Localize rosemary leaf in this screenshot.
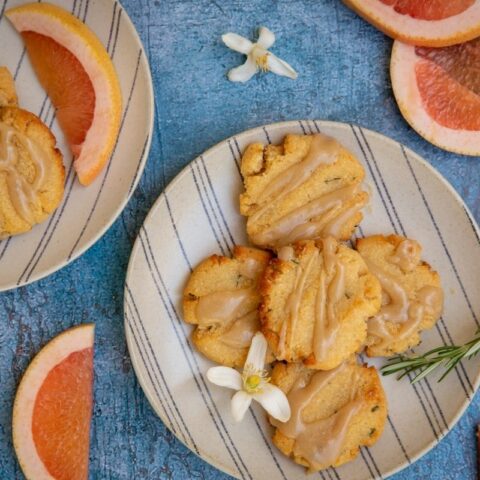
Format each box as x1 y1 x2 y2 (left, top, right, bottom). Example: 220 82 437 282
380 330 480 384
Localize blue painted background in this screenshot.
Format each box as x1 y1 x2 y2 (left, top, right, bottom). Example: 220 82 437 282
0 0 479 478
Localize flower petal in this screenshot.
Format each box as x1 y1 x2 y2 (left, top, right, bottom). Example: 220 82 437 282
231 390 252 422
245 332 267 370
222 33 253 54
227 56 258 83
257 26 275 49
253 384 291 422
207 366 242 390
267 53 298 79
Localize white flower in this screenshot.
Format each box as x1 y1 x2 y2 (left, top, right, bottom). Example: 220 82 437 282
207 332 291 423
221 26 298 83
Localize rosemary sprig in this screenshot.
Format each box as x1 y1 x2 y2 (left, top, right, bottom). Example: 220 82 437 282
380 331 480 384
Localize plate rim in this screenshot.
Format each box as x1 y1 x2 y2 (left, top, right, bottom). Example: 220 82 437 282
124 119 480 480
0 0 154 292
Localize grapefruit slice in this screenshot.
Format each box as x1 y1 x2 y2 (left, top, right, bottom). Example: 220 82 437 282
13 324 95 480
343 0 480 47
6 3 122 186
391 39 480 155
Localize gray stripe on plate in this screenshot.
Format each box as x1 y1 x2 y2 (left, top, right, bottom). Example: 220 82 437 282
163 192 193 272
128 134 150 194
190 162 228 257
125 293 199 453
359 448 379 480
0 0 9 23
463 206 480 247
110 7 123 60
199 155 237 248
81 0 90 21
387 415 410 463
106 1 118 52
363 445 383 479
193 158 234 253
262 126 271 143
227 139 242 178
125 303 181 438
138 227 253 480
248 410 290 480
298 120 308 135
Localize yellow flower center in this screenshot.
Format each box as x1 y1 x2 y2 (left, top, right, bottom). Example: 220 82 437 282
245 374 262 392
256 53 269 72
242 364 270 394
252 46 270 72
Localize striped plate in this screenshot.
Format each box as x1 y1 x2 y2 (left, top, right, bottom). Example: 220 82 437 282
0 0 153 291
125 121 480 480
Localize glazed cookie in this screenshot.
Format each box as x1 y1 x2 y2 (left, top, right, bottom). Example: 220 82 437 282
356 235 444 357
260 238 381 370
183 246 271 368
0 67 18 107
239 133 368 248
270 358 387 473
0 105 65 239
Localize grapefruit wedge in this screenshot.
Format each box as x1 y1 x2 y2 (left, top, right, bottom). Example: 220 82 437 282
13 324 94 480
6 3 122 186
391 38 480 155
343 0 480 47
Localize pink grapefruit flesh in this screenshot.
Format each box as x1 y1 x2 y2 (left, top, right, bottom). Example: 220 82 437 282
13 324 94 480
21 31 96 152
379 0 474 21
391 38 480 155
343 0 480 47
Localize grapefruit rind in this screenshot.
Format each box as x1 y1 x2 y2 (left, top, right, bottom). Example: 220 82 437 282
12 324 95 480
6 3 122 186
343 0 480 47
390 40 480 156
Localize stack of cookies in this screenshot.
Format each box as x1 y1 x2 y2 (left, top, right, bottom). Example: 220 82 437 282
183 133 444 473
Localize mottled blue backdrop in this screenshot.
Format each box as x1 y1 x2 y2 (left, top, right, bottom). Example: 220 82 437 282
1 0 479 479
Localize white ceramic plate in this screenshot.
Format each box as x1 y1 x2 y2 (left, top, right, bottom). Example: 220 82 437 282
0 0 153 291
124 120 480 480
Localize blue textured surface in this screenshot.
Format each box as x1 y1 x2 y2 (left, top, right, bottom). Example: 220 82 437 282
1 0 479 479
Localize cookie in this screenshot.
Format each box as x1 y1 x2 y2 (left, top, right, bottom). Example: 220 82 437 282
0 105 65 239
356 234 444 357
270 358 387 473
260 238 381 370
183 246 272 367
239 133 368 248
0 67 18 107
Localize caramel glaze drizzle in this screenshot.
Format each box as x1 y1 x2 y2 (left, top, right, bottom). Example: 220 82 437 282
219 311 258 349
249 133 367 246
313 237 346 362
277 237 346 363
0 122 49 224
277 248 319 359
367 240 444 348
271 363 363 471
194 257 264 348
